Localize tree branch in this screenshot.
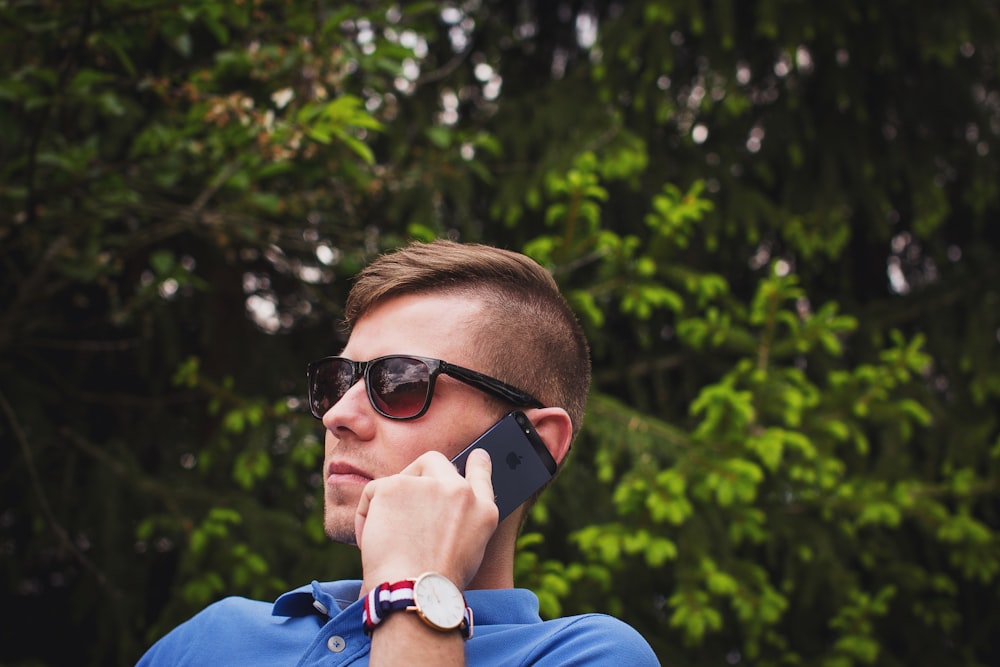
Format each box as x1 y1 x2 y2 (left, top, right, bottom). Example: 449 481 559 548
0 389 123 600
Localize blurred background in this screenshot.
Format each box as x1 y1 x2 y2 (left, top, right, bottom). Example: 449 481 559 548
2 1 999 664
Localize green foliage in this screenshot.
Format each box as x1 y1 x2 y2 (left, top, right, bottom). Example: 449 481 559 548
297 95 384 164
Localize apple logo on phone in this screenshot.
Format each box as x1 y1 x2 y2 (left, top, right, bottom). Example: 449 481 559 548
505 451 523 470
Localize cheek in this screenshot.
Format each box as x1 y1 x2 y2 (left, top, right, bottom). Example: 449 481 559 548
429 416 498 461
376 426 434 471
377 410 502 471
384 425 466 472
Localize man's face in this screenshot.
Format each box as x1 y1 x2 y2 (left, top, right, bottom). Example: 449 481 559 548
319 292 504 544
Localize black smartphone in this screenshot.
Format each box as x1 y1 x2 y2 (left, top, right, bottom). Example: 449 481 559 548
451 410 557 521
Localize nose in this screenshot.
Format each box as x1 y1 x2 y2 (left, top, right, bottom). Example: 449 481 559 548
321 377 376 439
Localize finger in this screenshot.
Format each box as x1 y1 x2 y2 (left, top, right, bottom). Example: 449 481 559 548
354 479 377 548
463 448 495 500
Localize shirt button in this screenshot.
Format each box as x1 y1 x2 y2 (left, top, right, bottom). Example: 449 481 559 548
327 635 347 653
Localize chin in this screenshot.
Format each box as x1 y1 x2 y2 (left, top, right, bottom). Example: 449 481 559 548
324 524 358 546
323 513 359 546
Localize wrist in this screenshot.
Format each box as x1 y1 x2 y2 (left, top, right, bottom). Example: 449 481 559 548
363 572 474 640
363 563 464 593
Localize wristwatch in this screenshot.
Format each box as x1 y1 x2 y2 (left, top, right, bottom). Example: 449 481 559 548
363 572 474 639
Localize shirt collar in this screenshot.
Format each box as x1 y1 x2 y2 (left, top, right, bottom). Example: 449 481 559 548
272 580 362 618
271 579 543 626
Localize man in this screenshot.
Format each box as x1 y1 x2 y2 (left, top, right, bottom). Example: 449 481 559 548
138 240 658 665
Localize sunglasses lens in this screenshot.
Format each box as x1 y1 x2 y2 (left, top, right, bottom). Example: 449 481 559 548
310 359 355 417
369 356 432 418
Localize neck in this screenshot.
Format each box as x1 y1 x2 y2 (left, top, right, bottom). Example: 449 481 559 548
466 516 520 590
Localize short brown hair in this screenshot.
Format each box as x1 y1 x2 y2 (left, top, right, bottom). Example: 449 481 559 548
345 240 591 439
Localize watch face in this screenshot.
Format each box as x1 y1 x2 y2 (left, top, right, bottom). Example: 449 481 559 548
413 573 466 630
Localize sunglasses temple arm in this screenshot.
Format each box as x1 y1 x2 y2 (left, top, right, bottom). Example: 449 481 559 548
445 365 544 408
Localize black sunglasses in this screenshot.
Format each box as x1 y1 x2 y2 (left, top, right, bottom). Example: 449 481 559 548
307 354 544 420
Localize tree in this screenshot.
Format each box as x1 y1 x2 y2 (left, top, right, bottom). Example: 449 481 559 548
2 1 999 665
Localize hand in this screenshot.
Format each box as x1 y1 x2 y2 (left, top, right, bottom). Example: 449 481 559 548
355 448 499 591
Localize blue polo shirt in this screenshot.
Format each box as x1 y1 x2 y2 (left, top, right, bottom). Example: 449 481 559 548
137 579 659 665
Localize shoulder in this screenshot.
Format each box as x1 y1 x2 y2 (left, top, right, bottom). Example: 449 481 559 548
177 595 276 630
539 613 659 664
470 611 659 666
136 596 285 665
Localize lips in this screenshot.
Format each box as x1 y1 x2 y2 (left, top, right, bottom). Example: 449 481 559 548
326 462 373 485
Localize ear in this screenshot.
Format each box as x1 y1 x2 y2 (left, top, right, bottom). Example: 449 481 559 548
524 407 574 466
